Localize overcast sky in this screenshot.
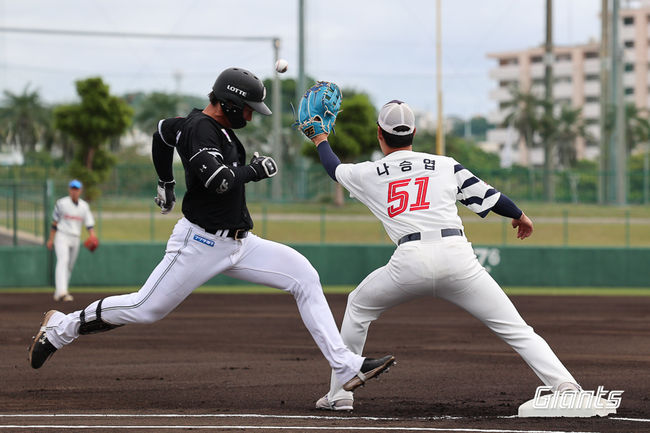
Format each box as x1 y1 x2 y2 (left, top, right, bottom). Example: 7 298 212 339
0 0 601 119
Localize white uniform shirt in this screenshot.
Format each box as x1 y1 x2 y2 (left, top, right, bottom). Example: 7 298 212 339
52 196 95 237
335 150 500 244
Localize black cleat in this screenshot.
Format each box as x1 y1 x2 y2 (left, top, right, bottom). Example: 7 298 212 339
28 310 59 369
343 355 396 391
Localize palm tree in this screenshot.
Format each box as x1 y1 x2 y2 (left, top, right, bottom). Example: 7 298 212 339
0 85 51 153
552 105 590 169
502 88 542 165
624 104 650 154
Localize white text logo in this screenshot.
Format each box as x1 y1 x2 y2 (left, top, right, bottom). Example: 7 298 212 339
532 386 623 410
227 85 247 97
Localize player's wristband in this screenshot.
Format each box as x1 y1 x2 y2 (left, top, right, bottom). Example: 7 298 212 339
491 193 523 219
316 140 341 181
51 224 58 231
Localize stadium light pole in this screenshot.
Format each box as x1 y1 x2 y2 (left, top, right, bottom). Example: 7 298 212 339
599 0 610 204
272 38 282 201
612 0 627 205
297 0 307 105
543 0 554 202
435 0 445 156
608 0 626 204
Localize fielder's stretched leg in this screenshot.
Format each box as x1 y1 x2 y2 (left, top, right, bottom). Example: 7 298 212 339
324 246 423 406
435 239 578 389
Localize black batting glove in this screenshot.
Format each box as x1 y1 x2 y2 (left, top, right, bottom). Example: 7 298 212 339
154 179 176 214
248 152 278 181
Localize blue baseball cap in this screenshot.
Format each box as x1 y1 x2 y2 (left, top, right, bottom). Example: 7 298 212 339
69 179 82 189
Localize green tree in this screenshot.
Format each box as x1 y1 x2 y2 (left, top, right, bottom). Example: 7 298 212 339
502 88 542 164
301 90 378 206
549 105 590 169
132 92 181 135
413 130 500 174
624 103 650 154
261 77 318 162
450 115 493 140
0 85 51 153
54 77 133 200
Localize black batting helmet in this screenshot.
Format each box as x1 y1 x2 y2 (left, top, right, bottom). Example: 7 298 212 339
212 67 271 116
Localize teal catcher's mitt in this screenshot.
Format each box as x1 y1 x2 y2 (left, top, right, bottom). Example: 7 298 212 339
295 81 342 139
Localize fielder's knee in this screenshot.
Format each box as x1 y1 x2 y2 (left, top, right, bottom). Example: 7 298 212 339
79 299 123 335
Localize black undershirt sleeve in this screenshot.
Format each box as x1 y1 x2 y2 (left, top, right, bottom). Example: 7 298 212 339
491 193 523 219
316 140 341 181
152 131 175 182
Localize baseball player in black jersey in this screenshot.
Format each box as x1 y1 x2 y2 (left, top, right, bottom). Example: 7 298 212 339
29 67 395 395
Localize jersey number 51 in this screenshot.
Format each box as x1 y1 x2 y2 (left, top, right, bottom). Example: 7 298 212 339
387 177 430 218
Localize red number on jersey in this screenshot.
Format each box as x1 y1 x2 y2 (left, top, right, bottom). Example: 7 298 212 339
410 177 431 211
387 177 431 218
387 179 410 218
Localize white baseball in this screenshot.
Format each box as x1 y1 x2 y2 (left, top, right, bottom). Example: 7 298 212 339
275 59 289 73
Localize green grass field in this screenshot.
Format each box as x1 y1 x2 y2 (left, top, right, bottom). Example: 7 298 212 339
3 285 650 296
3 198 650 246
86 200 650 246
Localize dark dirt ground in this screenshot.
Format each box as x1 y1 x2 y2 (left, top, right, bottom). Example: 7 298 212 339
1 292 648 432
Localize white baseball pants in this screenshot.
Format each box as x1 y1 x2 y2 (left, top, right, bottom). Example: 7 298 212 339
53 231 81 299
326 235 577 404
45 217 363 384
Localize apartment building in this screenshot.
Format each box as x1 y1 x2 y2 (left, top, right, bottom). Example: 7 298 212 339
486 0 650 166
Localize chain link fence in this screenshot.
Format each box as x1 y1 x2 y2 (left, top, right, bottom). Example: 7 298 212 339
1 163 650 247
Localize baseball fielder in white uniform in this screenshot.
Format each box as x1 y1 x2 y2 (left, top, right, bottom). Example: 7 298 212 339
46 179 96 302
308 100 580 411
29 68 395 396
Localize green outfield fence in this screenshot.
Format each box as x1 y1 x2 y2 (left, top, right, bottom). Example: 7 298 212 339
1 243 649 288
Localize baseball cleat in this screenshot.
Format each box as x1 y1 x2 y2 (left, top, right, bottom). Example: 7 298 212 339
315 394 353 411
54 294 74 302
343 355 396 392
28 310 59 369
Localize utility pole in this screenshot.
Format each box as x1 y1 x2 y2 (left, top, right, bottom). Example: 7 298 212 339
599 0 610 204
543 0 554 202
435 0 445 155
272 38 282 201
296 0 306 105
612 0 627 204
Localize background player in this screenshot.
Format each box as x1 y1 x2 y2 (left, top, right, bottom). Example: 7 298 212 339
29 67 394 396
307 99 580 411
46 179 97 302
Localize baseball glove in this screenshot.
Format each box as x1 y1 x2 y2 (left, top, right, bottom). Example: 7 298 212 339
295 81 342 139
84 235 99 252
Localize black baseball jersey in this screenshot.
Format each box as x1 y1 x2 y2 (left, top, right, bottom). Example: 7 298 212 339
156 108 254 232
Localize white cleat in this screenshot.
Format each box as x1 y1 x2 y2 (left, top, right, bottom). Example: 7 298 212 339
315 394 353 411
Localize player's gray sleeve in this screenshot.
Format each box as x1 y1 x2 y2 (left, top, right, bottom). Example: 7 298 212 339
52 201 61 222
188 149 256 193
454 163 501 218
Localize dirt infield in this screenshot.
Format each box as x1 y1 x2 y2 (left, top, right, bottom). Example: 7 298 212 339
1 291 649 432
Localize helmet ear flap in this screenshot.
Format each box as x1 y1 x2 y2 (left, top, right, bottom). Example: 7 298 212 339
220 101 247 129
